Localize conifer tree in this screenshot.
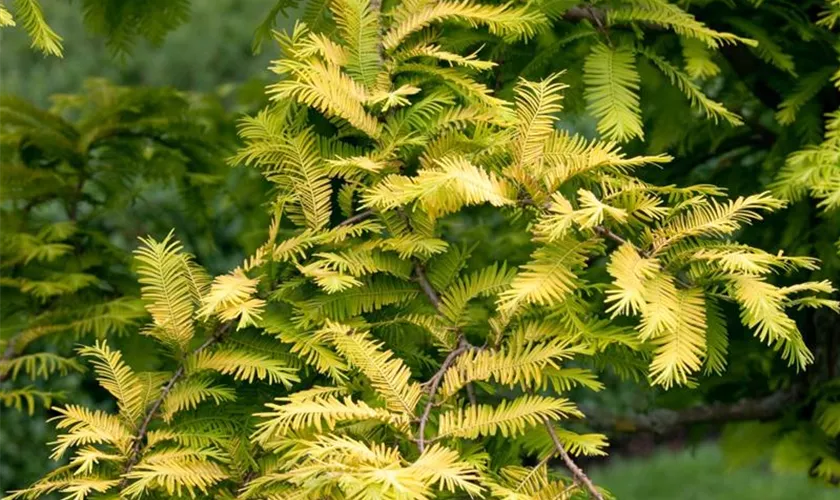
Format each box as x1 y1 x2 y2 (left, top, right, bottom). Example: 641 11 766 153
5 1 839 498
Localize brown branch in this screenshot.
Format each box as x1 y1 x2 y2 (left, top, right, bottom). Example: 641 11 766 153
119 322 233 487
583 388 800 436
544 419 604 500
593 225 658 259
370 0 384 63
417 336 469 452
563 6 606 25
413 263 442 310
337 209 374 227
592 225 632 249
411 261 480 451
563 6 611 46
465 382 477 405
398 212 485 451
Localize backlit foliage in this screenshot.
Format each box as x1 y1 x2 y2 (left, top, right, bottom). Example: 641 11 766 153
9 0 838 498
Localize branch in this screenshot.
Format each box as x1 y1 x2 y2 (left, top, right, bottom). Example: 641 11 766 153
0 339 19 383
563 6 606 25
465 381 477 405
593 225 659 259
336 209 374 227
563 6 607 30
417 337 469 452
592 225 632 249
584 388 800 436
411 258 480 450
395 212 482 450
119 322 233 486
544 419 605 500
413 263 442 310
370 0 384 63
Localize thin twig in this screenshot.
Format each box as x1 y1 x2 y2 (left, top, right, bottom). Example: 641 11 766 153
592 225 631 249
67 168 87 222
370 0 384 63
337 209 374 227
562 6 606 25
413 263 442 310
402 215 480 451
544 419 604 500
120 322 232 486
560 6 612 46
0 338 19 383
417 337 469 452
465 382 477 405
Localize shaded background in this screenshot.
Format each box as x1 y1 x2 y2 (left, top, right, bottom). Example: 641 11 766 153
0 1 837 498
0 0 276 105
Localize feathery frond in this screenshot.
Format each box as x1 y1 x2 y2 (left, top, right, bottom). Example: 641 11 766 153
11 0 63 56
640 48 743 126
326 322 423 414
497 237 602 317
49 405 132 459
584 42 644 142
78 341 145 422
134 232 197 350
188 346 300 386
609 0 754 48
382 1 546 51
441 339 585 397
437 395 582 439
161 376 236 422
253 394 409 443
363 156 516 218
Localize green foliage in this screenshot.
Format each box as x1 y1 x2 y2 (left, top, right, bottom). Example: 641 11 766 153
8 0 63 56
584 42 644 142
0 79 266 428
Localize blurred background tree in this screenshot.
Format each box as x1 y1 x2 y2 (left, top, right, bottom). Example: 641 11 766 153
0 0 279 105
0 0 286 490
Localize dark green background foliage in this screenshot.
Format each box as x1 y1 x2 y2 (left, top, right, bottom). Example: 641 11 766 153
1 0 839 497
0 0 282 105
0 1 282 490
